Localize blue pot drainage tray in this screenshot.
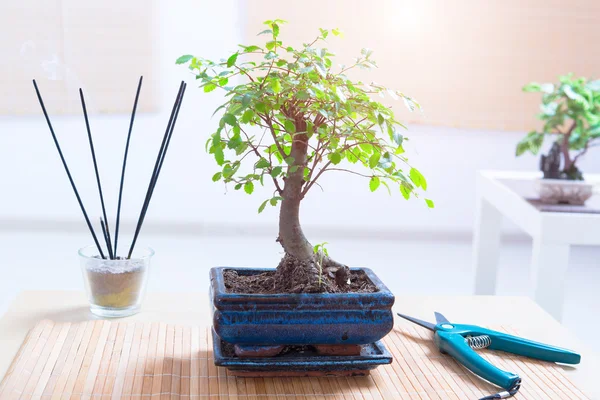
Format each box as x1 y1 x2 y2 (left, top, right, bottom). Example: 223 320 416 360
212 329 393 377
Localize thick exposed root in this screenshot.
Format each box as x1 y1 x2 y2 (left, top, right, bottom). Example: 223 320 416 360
222 254 377 294
274 253 352 293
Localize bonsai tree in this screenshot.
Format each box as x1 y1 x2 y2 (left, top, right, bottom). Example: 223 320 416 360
177 20 432 293
517 74 600 180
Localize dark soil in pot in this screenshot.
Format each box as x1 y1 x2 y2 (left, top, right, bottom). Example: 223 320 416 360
223 266 378 294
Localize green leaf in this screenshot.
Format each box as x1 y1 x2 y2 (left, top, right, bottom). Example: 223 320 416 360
336 87 347 103
235 142 248 156
400 183 411 199
218 77 229 87
242 45 261 53
387 89 399 100
212 172 222 182
523 82 542 92
296 90 310 100
255 102 267 113
227 133 242 149
204 83 217 93
241 109 255 124
244 181 254 194
272 23 280 37
329 152 342 165
271 79 282 93
214 146 224 165
369 176 380 192
222 113 237 126
284 119 295 133
222 163 236 178
380 180 392 195
241 94 251 107
563 85 587 105
270 196 282 206
425 198 435 208
176 55 193 64
258 29 272 36
516 131 545 156
270 166 283 177
369 153 380 169
409 168 427 190
516 141 528 156
256 158 270 168
258 200 268 213
227 52 238 68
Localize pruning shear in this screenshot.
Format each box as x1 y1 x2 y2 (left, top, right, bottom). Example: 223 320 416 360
397 312 581 400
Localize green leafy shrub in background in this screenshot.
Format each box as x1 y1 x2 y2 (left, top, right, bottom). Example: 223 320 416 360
517 74 600 180
177 20 431 292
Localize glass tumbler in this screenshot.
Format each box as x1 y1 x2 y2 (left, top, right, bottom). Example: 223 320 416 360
79 245 154 318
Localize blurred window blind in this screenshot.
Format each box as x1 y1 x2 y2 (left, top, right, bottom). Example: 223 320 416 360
1 0 156 115
245 0 600 131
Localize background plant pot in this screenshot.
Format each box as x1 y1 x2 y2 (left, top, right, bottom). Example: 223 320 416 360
535 178 594 205
210 267 395 345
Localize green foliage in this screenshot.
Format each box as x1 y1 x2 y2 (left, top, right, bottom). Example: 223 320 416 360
518 74 600 172
179 20 430 209
313 242 329 287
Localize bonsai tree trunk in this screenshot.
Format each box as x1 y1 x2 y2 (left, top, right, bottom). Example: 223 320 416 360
560 122 584 180
562 130 573 172
276 113 348 292
278 146 313 261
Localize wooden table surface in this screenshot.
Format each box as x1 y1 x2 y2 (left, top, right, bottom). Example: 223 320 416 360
0 291 597 398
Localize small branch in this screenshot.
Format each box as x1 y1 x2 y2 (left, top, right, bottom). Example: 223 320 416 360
301 138 385 197
572 139 600 164
259 60 275 90
562 121 577 170
302 160 332 196
322 168 376 178
238 125 283 195
261 115 287 159
234 65 254 82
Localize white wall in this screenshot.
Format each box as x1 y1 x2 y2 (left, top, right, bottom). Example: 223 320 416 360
2 0 599 244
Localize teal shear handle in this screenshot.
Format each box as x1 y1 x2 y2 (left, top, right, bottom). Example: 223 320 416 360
435 323 580 391
435 330 520 390
462 325 581 364
397 312 582 397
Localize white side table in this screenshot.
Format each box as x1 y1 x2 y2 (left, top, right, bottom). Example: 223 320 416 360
472 170 600 321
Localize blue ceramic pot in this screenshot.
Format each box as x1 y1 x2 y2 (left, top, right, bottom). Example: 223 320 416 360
210 267 395 345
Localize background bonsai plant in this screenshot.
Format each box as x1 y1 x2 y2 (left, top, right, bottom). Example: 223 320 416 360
516 74 600 180
178 20 432 293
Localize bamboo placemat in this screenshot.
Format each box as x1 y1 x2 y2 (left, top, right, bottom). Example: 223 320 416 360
0 320 588 399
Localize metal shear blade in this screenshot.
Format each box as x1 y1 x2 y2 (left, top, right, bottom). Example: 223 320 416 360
396 312 436 331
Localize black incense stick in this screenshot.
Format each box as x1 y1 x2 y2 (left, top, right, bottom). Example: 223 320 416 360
79 89 114 259
32 80 106 259
127 82 186 258
127 82 185 258
100 218 111 258
114 76 143 257
138 83 187 227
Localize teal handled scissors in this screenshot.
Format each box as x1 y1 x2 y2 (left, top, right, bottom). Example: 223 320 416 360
397 312 581 400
